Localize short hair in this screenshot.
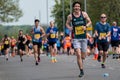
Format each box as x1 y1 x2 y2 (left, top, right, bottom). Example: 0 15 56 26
72 1 81 8
34 19 40 23
19 30 23 32
4 34 7 38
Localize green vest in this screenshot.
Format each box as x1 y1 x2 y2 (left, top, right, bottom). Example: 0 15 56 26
72 12 86 39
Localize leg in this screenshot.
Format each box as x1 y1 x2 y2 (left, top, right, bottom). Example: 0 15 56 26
5 48 9 61
53 43 57 62
25 45 29 56
38 45 41 62
33 45 38 65
73 39 84 77
19 49 23 62
101 42 109 68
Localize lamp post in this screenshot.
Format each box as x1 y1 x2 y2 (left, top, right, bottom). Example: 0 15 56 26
84 0 87 12
62 0 65 32
46 0 48 26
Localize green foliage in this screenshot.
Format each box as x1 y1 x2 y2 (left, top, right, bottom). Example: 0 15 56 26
87 0 120 26
0 25 32 40
52 0 120 31
0 24 48 40
0 0 23 22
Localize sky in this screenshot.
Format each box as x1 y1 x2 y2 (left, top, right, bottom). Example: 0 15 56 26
4 0 55 25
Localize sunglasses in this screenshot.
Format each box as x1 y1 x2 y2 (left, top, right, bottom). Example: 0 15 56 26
100 17 106 18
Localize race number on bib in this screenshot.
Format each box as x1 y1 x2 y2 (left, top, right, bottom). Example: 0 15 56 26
50 34 56 38
75 26 84 35
5 41 9 45
100 33 106 37
34 34 40 39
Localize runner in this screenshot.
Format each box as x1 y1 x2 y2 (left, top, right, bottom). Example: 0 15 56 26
60 32 64 54
31 19 45 65
66 2 91 77
63 34 71 55
46 21 58 63
110 21 120 59
2 35 11 61
95 13 111 68
25 34 32 56
18 30 27 62
11 36 17 57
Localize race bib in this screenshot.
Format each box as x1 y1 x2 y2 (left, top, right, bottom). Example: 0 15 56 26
34 34 40 39
50 34 56 38
75 26 84 35
2 45 4 49
100 33 106 37
5 41 9 45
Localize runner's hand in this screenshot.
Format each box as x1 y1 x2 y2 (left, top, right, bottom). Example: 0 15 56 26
69 27 73 31
23 42 26 44
82 26 86 31
99 36 102 40
101 36 106 39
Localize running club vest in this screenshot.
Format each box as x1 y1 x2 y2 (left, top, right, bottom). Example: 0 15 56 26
72 12 86 39
4 38 9 45
33 26 42 43
18 35 25 44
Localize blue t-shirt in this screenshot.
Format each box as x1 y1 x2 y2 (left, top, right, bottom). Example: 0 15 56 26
43 42 48 49
32 26 42 43
95 22 111 42
46 27 58 43
56 39 60 47
65 27 71 35
111 26 120 41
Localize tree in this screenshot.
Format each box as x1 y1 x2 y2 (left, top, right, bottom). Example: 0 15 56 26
87 0 120 26
51 0 84 31
0 0 23 23
52 0 120 31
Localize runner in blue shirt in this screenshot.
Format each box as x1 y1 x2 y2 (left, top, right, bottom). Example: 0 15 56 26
95 13 111 68
111 21 120 59
46 21 58 63
31 19 45 65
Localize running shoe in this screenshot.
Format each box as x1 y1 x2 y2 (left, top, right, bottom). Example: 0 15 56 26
36 61 39 66
54 58 57 63
51 59 55 63
79 71 84 77
112 54 116 59
21 58 23 62
38 56 40 62
101 64 106 68
6 58 8 61
97 55 101 62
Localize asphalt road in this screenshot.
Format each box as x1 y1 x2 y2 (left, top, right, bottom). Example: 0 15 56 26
0 54 120 80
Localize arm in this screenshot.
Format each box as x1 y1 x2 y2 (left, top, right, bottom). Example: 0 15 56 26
8 37 11 44
55 28 58 38
66 14 73 31
95 30 98 37
106 31 111 37
83 12 92 27
40 27 45 38
31 27 34 34
17 36 20 43
94 23 99 37
106 25 111 37
56 32 58 39
23 35 27 44
46 28 50 38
